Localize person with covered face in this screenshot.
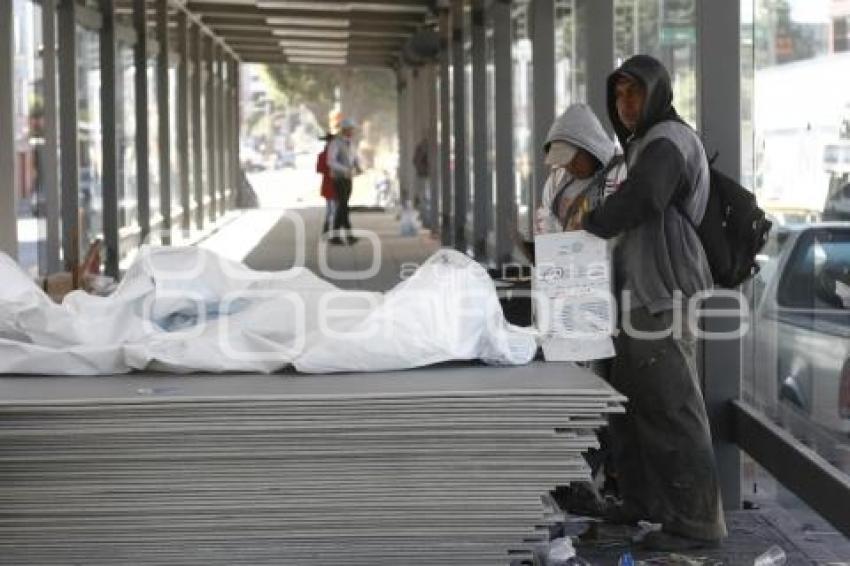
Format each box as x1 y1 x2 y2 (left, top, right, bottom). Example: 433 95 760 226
535 103 626 235
581 55 727 550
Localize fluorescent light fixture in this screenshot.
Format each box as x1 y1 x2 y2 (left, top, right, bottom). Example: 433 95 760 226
279 39 348 48
271 28 350 39
259 1 427 13
284 50 347 58
282 45 349 52
265 17 350 28
287 57 347 65
350 31 410 38
284 51 347 58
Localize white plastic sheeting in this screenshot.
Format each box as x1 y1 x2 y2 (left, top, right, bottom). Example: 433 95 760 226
0 248 536 375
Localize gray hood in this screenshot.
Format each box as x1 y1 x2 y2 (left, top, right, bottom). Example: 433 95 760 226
544 103 616 167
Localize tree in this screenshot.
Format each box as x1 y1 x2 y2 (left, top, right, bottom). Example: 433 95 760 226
263 64 398 143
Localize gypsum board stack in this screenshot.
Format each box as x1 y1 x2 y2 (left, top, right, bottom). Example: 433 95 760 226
0 362 624 566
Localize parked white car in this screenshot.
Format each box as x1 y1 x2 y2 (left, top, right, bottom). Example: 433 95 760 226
751 223 850 470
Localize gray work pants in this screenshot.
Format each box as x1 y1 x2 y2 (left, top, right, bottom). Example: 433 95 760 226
609 306 727 541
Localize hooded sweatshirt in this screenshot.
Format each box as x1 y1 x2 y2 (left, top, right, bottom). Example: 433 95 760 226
583 55 712 313
536 103 626 234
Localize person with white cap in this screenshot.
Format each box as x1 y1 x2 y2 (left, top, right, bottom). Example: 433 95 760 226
535 103 626 235
327 118 362 244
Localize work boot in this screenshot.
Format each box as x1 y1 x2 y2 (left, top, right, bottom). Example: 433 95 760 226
640 531 720 551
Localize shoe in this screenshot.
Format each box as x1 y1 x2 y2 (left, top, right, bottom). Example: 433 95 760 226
328 237 345 245
640 530 721 551
346 236 360 244
552 483 606 518
601 501 646 526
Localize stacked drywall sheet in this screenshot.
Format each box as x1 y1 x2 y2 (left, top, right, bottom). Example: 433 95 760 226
0 362 624 565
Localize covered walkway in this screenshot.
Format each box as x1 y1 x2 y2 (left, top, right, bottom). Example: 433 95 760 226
2 0 850 563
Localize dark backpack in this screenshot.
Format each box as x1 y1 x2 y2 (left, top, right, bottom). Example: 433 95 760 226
679 162 772 288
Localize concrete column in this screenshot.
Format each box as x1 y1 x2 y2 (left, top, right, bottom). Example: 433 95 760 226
99 0 120 277
0 0 17 260
58 0 80 271
156 0 171 244
531 0 555 226
493 0 515 266
697 0 743 512
177 11 191 233
582 0 615 135
471 0 489 261
133 0 151 243
451 0 468 252
439 7 452 245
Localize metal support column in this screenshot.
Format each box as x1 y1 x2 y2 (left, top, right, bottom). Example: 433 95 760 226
58 0 80 272
451 0 468 252
471 0 488 261
231 59 240 202
0 0 17 260
698 0 740 181
156 0 171 245
698 0 743 512
439 7 452 246
205 36 217 222
582 0 615 134
220 55 229 208
133 0 150 243
216 49 226 211
42 0 61 273
530 0 555 222
427 63 440 234
493 0 515 266
177 11 191 233
99 0 120 277
396 70 407 206
191 25 204 229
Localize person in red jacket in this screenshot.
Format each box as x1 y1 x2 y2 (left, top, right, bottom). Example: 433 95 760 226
317 133 337 235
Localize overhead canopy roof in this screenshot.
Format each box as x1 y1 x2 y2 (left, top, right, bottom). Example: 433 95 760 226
181 0 436 67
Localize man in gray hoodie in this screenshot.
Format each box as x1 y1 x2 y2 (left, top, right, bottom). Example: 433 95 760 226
582 55 727 550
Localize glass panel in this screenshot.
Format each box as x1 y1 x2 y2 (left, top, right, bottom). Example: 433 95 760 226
76 25 103 264
613 0 698 127
512 0 533 239
13 0 46 279
742 0 850 495
118 42 138 238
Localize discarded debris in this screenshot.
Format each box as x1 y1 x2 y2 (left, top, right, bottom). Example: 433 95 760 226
753 545 787 566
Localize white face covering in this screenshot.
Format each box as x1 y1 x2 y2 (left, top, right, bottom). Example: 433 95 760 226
544 141 578 168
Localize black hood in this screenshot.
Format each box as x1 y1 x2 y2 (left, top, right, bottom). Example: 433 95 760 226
606 55 680 148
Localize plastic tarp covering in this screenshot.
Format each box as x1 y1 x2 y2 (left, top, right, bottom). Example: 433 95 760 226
0 248 536 375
